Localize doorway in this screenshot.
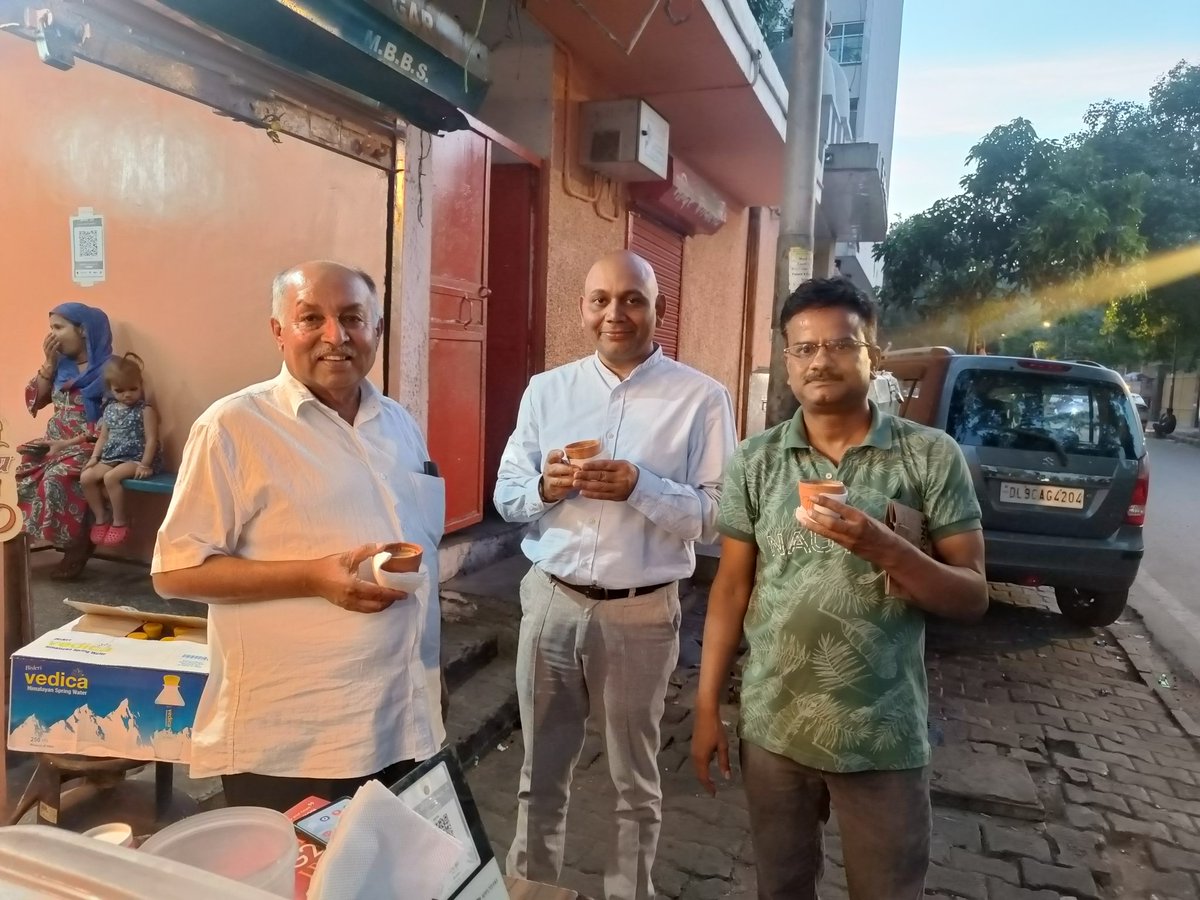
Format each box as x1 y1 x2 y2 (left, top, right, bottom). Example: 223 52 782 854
483 162 540 504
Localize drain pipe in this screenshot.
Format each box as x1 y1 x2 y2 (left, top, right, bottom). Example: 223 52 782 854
766 0 826 427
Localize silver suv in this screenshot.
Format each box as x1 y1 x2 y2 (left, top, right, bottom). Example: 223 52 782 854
883 349 1148 626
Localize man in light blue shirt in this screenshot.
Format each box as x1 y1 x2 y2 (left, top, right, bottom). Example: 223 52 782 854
495 250 737 900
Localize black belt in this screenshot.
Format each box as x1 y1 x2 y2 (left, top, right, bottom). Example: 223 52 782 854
548 574 672 601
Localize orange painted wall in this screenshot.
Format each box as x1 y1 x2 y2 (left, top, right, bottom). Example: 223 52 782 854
0 36 388 558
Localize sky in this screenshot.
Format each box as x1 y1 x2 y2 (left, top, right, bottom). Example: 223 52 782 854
888 1 1200 221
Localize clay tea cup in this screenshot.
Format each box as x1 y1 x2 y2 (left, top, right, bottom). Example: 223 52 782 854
564 439 602 468
379 542 423 573
798 479 848 519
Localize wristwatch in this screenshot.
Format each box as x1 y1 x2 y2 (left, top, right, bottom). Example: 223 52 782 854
537 477 551 503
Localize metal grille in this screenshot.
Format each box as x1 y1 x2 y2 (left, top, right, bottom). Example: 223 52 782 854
627 211 684 360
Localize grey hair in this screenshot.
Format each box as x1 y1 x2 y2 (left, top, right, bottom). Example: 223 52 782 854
270 261 383 324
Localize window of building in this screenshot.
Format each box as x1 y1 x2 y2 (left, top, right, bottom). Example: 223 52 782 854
849 97 859 137
829 21 864 65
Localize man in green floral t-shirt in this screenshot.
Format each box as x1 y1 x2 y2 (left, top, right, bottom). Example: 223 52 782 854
691 279 986 900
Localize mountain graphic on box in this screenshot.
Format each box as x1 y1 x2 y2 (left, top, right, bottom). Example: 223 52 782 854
12 699 138 745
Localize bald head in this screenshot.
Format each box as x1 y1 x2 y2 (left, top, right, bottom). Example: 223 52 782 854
271 260 381 324
584 250 658 303
580 250 663 376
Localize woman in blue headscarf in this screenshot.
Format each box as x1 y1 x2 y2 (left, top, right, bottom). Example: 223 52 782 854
17 303 117 579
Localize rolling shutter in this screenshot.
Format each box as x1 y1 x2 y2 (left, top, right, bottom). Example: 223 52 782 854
627 211 684 360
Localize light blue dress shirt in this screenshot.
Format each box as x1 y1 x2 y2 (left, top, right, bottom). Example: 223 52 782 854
494 348 738 589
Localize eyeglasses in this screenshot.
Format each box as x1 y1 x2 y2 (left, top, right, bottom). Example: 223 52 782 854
783 339 872 361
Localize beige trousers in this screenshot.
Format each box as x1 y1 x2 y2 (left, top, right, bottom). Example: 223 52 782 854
506 567 681 900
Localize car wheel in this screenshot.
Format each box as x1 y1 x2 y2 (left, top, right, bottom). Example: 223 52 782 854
1054 587 1128 627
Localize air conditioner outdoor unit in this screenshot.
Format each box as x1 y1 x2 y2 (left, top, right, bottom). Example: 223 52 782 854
579 99 669 182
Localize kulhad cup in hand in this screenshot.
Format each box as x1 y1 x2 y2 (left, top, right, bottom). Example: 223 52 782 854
798 479 848 519
564 439 602 467
379 542 423 573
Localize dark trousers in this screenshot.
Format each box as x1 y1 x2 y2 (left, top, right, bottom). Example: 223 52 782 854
221 759 418 813
740 740 931 900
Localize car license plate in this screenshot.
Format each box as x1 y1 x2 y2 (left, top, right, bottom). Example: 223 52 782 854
1000 482 1085 509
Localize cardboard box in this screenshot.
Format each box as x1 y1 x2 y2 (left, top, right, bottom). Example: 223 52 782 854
8 601 208 764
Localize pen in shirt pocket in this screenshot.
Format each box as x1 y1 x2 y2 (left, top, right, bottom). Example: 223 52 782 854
423 460 440 477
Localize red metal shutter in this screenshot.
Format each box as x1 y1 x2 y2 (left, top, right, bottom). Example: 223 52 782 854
627 212 684 360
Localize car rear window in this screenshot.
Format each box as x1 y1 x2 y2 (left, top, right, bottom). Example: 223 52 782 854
947 369 1140 460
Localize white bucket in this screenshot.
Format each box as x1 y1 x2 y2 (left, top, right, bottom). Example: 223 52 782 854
138 807 296 897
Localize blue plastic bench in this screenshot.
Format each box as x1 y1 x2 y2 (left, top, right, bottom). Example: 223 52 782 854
121 472 177 495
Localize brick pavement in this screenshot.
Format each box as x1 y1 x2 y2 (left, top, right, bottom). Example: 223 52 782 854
466 583 1200 900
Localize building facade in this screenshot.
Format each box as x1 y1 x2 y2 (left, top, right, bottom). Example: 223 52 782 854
828 0 905 298
1 0 903 554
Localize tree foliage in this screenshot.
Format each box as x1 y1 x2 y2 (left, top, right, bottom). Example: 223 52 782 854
1080 62 1200 361
748 0 793 49
876 61 1200 366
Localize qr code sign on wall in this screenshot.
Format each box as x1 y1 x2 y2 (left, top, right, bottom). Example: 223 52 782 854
74 226 101 259
70 209 106 286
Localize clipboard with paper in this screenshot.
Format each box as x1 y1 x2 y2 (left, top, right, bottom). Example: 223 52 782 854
389 748 510 900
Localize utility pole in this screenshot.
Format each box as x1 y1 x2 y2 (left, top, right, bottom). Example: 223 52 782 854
766 0 827 427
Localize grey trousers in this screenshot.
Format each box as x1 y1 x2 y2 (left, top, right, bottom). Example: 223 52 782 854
740 740 931 900
507 567 681 900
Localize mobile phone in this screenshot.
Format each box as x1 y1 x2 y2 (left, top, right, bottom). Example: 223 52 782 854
294 796 352 847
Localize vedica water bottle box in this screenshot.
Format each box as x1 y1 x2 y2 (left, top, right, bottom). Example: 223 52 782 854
8 606 209 764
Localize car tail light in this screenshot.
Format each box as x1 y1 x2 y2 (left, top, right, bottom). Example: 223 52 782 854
1126 456 1149 526
1017 360 1071 373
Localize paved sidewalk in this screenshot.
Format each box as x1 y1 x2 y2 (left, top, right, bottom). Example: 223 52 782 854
467 584 1200 900
1163 426 1200 449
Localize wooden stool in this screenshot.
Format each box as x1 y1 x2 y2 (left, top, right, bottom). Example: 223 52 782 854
7 754 193 833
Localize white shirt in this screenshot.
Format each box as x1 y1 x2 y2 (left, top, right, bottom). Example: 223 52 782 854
494 348 737 588
152 367 446 779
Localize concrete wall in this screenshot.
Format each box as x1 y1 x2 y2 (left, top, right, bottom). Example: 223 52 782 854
478 43 555 162
679 209 750 397
858 0 904 191
750 211 780 374
537 49 751 403
1162 373 1200 429
1 35 388 556
829 0 904 288
540 51 626 371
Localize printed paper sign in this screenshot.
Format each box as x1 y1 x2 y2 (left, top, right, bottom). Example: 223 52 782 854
70 208 106 287
787 246 812 291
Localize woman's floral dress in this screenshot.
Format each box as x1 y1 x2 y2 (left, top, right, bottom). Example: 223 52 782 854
16 378 96 547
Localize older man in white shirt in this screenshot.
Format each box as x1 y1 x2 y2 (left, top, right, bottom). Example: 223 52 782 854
495 249 737 900
152 260 445 811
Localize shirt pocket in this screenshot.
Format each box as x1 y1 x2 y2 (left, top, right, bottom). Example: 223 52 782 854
399 472 446 560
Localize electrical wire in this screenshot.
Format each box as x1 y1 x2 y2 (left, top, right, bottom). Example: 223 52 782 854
567 0 662 55
558 49 602 204
416 130 431 225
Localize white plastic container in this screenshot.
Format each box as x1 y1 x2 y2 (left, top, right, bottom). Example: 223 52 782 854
82 822 134 848
0 825 279 898
138 808 297 898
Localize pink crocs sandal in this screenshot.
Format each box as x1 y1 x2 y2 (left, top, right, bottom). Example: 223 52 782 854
89 524 111 545
102 524 130 546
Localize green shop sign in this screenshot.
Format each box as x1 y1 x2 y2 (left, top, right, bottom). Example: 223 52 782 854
159 0 489 132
